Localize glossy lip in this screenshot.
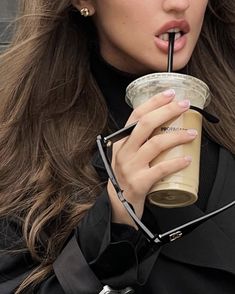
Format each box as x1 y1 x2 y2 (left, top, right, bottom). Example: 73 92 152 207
156 19 190 36
154 19 190 53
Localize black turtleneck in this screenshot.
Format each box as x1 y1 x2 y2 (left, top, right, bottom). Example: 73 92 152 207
90 51 139 128
90 51 220 211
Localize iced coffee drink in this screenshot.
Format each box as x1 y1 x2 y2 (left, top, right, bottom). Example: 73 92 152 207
125 73 210 208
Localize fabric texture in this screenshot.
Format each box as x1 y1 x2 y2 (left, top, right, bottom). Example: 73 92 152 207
0 52 234 294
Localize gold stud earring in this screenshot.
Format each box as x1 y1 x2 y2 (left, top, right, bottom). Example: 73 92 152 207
80 7 90 17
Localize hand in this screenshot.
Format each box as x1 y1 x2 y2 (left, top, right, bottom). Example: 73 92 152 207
107 90 197 227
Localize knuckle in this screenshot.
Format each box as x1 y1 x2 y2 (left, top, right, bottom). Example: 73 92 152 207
157 162 169 177
128 173 148 194
138 115 151 128
127 177 137 192
114 151 124 168
121 175 139 196
115 155 124 171
148 136 163 152
115 158 131 177
132 108 143 120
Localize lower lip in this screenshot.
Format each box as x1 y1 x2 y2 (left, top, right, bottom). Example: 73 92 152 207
154 34 187 53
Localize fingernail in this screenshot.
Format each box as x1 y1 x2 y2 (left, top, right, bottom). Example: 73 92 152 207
178 99 190 108
187 129 198 136
184 155 193 163
163 89 175 98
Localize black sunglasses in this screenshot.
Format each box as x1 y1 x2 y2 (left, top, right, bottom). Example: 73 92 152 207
97 107 235 245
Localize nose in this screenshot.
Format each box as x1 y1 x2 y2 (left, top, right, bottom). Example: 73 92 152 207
162 0 190 14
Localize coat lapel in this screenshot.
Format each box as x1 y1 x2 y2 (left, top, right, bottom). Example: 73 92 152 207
149 147 235 275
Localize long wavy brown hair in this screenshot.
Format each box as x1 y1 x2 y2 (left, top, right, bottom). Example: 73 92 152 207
0 0 234 292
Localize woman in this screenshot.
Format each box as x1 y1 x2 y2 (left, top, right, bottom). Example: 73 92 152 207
0 0 235 293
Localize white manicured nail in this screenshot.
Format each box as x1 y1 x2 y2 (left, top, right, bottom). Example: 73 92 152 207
163 89 176 97
178 99 190 108
187 129 198 136
184 155 193 163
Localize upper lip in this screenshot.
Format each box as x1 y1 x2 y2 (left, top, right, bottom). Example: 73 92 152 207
156 20 190 36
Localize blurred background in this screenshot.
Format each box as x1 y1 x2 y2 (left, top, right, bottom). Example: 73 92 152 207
0 0 18 52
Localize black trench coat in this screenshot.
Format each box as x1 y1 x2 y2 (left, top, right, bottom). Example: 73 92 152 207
0 146 235 294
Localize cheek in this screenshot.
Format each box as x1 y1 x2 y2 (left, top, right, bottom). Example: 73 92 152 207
95 10 149 55
93 0 155 47
195 1 208 27
189 2 207 45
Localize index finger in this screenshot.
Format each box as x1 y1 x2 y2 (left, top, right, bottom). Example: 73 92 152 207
125 89 176 126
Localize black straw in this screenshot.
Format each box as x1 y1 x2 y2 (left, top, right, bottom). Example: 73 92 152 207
167 32 176 72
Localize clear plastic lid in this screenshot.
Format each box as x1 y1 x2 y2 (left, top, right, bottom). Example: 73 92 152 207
126 73 211 109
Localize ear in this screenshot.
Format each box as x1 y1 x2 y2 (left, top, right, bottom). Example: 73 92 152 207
72 0 96 16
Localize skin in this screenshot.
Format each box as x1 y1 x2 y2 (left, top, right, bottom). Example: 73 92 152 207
73 0 208 227
74 0 208 74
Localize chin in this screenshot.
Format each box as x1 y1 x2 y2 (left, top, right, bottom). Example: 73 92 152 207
173 61 189 72
130 54 191 75
143 57 191 74
172 53 192 72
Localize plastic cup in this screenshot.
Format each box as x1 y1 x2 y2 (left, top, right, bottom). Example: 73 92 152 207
125 73 211 208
